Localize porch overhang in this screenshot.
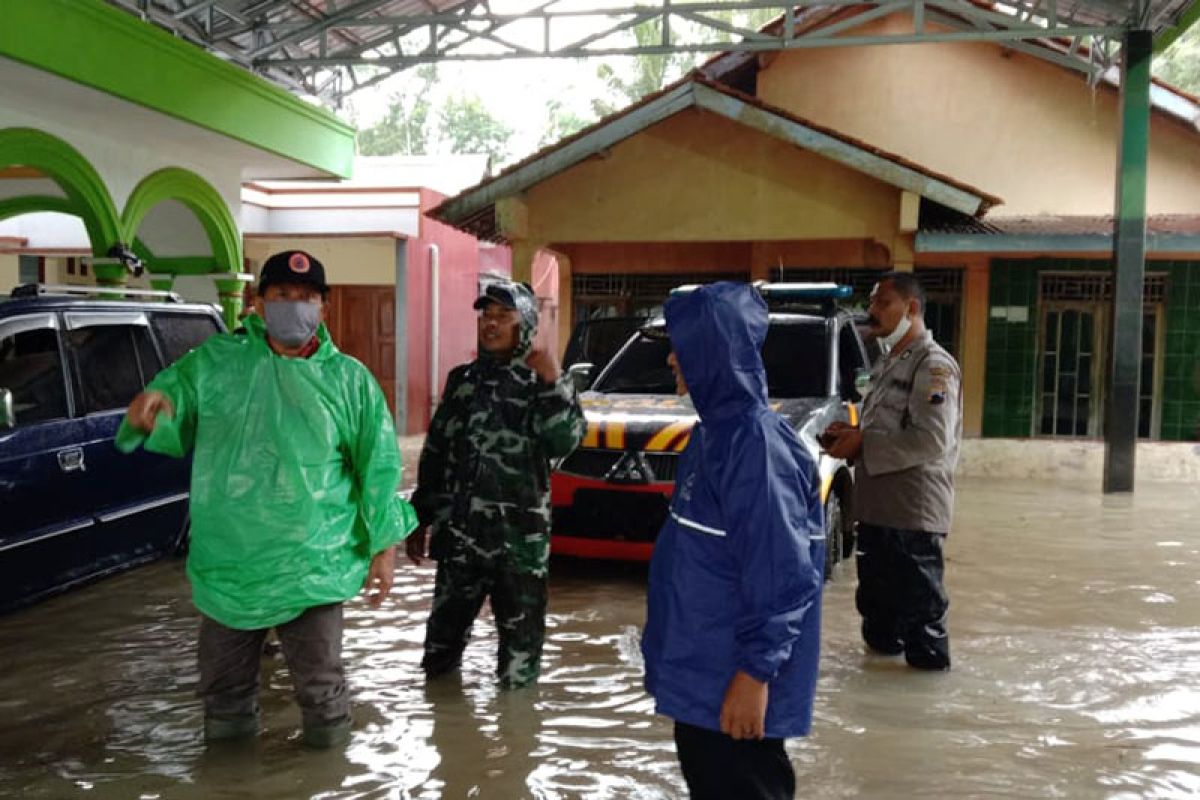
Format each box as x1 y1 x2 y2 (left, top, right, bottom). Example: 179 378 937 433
916 215 1200 254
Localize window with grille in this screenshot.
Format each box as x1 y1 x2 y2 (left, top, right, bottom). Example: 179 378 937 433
1035 272 1165 439
572 272 749 319
780 267 962 356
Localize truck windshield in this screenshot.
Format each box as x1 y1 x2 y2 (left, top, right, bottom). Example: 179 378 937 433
591 318 829 398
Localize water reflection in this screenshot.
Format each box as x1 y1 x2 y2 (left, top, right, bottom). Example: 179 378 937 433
1 478 1199 798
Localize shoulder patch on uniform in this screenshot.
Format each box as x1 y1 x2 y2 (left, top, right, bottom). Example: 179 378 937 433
928 374 948 405
928 365 953 378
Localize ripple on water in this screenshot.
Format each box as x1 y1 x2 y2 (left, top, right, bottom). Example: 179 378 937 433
1 478 1199 798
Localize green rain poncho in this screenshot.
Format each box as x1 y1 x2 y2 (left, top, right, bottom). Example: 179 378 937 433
117 314 417 630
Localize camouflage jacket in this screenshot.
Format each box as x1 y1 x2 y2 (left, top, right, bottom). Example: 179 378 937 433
411 355 585 574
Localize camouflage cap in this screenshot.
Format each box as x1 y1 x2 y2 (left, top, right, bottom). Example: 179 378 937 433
474 279 539 356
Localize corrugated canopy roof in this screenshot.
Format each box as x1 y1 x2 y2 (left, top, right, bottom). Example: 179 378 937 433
104 1 1200 105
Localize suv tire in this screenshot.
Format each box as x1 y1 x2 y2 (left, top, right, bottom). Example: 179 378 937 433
823 492 844 581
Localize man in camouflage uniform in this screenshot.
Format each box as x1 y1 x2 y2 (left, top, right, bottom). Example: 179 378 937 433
407 279 586 688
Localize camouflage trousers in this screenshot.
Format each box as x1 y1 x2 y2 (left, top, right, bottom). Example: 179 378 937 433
421 559 548 689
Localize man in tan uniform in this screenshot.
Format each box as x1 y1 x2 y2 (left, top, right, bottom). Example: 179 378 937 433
822 272 961 671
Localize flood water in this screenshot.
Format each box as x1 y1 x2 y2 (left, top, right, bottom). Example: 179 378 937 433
2 477 1200 799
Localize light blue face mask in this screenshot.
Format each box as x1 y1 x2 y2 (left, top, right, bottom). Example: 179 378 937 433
263 300 321 347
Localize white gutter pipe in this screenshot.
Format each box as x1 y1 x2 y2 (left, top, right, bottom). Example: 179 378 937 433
428 244 440 412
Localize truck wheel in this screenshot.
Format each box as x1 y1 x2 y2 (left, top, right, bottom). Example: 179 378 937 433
824 492 844 581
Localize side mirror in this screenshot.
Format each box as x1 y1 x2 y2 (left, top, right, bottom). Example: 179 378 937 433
567 362 595 393
0 388 13 429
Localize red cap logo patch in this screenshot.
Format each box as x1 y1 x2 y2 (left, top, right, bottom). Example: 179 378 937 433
288 252 311 273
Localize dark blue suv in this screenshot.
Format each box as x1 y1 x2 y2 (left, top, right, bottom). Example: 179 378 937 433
0 285 224 612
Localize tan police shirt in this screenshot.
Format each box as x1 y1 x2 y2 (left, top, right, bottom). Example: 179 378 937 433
854 329 962 533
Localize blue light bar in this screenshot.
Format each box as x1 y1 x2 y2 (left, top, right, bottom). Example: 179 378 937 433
668 282 853 300
758 282 853 300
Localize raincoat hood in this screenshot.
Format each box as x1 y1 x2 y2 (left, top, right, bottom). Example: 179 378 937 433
478 279 539 362
664 282 768 420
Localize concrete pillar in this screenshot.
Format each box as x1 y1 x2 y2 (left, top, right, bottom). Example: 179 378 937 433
1103 29 1152 494
147 273 175 298
91 260 128 300
393 239 409 435
510 239 545 286
557 251 574 360
891 234 915 272
212 273 252 331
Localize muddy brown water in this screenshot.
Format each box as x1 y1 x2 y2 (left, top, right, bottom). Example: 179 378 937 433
1 477 1199 799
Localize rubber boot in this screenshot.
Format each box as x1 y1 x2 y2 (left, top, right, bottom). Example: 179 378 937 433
204 714 259 742
302 718 352 749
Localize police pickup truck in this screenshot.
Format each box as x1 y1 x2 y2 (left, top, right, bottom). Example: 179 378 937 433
551 283 871 578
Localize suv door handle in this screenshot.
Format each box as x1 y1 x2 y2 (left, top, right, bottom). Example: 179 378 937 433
57 447 86 473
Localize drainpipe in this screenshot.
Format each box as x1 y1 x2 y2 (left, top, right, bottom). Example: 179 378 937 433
428 244 440 413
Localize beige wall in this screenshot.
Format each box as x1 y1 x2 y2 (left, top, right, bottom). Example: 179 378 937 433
756 14 1200 218
522 112 903 246
0 253 18 292
244 237 399 285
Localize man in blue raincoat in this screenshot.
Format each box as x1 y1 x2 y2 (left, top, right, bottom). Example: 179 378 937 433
641 282 824 800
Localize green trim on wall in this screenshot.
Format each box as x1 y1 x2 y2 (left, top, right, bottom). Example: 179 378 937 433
131 238 219 276
0 0 355 178
0 127 121 254
123 168 241 274
0 195 76 222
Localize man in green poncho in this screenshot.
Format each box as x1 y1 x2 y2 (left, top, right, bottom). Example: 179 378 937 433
119 249 417 748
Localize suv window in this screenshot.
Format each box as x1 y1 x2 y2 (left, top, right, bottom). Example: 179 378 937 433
152 312 220 365
761 321 829 398
837 321 869 400
592 318 830 398
66 324 161 415
0 318 68 426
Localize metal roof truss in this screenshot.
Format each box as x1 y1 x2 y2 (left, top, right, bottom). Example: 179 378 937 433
109 0 1178 103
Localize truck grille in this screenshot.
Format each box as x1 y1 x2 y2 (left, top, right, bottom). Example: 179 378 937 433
558 449 680 483
553 489 670 542
557 449 621 479
643 453 679 482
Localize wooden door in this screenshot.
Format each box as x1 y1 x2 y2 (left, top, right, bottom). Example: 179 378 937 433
326 286 396 416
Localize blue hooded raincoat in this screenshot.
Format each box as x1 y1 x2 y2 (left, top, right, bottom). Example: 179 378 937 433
641 282 825 739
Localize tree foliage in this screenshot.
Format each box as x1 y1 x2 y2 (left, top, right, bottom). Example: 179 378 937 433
1155 23 1200 95
590 10 784 117
437 94 514 164
540 98 592 148
356 65 437 156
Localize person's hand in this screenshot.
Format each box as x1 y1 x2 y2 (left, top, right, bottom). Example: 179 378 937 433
405 526 429 566
824 421 852 436
525 348 562 384
363 547 396 608
126 391 173 433
825 427 863 460
720 671 769 740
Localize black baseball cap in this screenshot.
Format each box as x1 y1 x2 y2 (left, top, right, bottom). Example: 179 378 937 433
473 282 526 311
258 250 329 296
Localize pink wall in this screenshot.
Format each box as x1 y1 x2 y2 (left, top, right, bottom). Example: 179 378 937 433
404 190 513 434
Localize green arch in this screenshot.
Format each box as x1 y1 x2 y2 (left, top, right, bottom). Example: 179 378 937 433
0 128 121 254
121 168 241 274
0 195 76 222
